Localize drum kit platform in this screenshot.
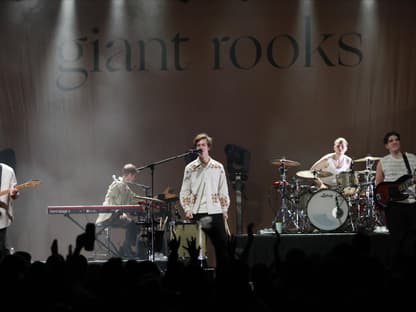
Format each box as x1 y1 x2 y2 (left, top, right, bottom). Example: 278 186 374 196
271 156 386 234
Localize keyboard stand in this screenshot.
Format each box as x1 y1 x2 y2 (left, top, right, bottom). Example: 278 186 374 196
63 213 121 258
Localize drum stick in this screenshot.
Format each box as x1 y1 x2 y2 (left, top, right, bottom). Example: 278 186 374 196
224 219 231 236
162 216 168 229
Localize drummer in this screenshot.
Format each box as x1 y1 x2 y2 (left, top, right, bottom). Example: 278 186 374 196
310 137 353 189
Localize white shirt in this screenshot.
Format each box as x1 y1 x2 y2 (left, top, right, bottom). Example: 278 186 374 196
180 157 230 215
313 153 352 187
0 163 17 229
380 152 416 203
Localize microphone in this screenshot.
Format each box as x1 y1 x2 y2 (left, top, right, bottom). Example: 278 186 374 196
112 174 150 190
189 148 202 154
134 183 151 190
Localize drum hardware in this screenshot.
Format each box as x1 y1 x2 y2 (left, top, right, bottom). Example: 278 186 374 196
291 177 315 232
357 169 376 175
134 195 168 260
350 156 383 231
271 158 301 167
272 157 302 233
354 156 381 163
296 170 333 179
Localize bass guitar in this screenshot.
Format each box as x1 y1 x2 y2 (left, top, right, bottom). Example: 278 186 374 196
375 175 414 208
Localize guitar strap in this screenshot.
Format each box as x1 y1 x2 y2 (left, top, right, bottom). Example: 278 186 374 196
402 152 412 175
0 164 2 189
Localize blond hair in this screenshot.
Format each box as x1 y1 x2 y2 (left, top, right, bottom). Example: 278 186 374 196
334 137 348 146
193 133 213 147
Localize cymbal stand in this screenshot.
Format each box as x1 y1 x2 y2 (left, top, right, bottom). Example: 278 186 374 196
291 177 309 232
273 163 298 232
357 159 377 230
141 200 155 261
345 196 357 232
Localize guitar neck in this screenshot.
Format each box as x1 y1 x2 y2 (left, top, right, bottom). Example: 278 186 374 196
0 181 41 197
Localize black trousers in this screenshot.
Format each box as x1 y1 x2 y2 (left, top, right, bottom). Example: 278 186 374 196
0 227 8 258
384 202 416 258
194 213 230 267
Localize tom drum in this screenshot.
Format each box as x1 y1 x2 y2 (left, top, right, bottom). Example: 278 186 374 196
336 171 358 197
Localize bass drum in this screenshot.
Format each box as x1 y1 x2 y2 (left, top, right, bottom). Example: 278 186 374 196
307 189 349 231
170 221 207 259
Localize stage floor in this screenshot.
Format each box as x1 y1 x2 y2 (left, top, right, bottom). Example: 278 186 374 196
234 232 391 267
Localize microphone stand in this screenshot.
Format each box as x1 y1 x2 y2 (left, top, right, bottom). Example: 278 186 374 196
137 150 195 197
136 150 196 261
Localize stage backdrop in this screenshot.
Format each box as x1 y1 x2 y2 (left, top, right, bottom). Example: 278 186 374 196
0 0 415 261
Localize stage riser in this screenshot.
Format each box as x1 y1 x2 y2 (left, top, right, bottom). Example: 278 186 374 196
234 233 391 267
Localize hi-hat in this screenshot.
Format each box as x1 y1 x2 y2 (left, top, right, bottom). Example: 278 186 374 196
354 156 381 162
271 159 301 167
296 170 333 179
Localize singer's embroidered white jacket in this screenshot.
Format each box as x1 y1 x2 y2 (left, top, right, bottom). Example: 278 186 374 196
180 157 230 215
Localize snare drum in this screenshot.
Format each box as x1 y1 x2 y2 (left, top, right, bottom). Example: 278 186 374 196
307 189 349 231
171 221 207 259
336 171 358 196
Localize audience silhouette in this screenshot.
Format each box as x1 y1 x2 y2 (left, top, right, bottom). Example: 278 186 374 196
0 222 414 311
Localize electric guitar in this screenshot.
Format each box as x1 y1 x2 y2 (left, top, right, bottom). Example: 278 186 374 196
375 175 414 208
0 179 41 197
0 180 41 220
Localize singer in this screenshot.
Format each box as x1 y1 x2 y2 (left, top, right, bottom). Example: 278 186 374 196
179 133 231 268
95 163 141 258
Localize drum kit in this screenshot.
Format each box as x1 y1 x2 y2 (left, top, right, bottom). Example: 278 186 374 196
271 156 385 233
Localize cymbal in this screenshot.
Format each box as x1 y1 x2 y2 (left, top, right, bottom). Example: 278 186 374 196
316 170 333 178
134 195 165 204
296 170 333 179
161 186 178 200
354 156 381 162
271 159 301 167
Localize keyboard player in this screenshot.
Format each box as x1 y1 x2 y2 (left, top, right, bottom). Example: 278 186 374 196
95 163 141 258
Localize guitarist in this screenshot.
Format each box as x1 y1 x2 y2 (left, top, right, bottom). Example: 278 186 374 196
0 163 19 258
375 131 416 259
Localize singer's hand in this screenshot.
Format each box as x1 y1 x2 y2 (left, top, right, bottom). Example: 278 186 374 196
185 211 193 220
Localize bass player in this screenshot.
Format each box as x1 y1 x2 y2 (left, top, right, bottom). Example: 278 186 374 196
375 131 416 260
